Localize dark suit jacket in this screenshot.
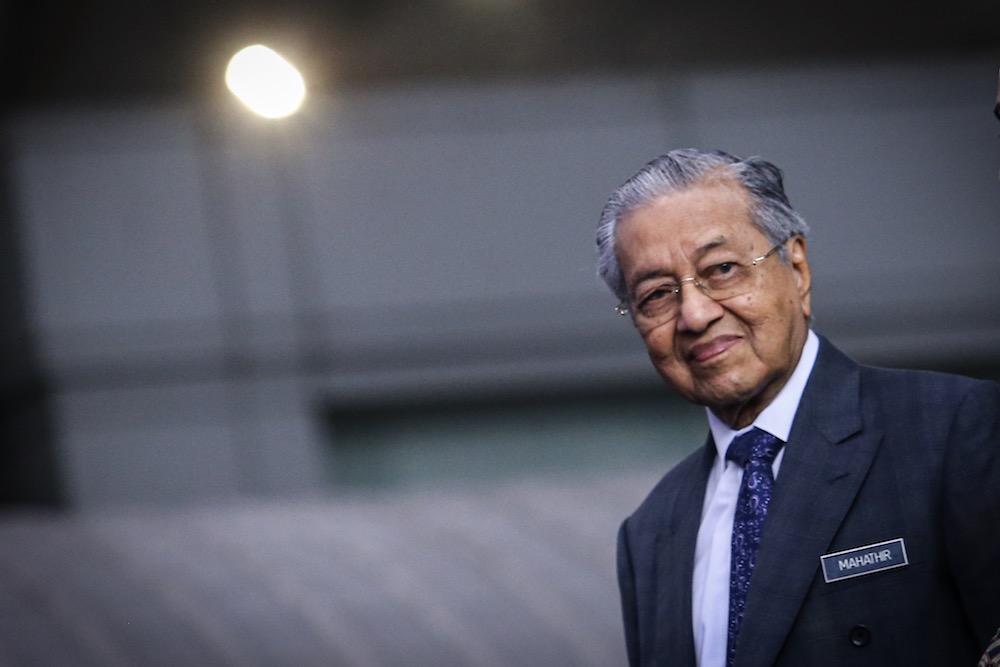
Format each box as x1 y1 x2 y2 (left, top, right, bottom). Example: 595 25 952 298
617 336 1000 666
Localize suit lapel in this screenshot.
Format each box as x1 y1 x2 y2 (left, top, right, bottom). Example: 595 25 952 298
654 440 715 666
734 337 881 667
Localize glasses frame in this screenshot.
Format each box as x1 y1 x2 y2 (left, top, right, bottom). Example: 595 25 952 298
614 242 785 322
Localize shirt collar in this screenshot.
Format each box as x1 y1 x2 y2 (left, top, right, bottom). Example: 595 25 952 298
707 329 819 459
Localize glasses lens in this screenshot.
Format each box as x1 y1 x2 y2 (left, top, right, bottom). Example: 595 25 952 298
702 262 755 300
622 244 780 328
635 286 679 321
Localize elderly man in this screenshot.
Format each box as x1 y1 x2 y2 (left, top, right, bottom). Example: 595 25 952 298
598 149 1000 666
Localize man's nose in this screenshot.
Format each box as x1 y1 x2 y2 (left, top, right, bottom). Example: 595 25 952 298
675 280 723 332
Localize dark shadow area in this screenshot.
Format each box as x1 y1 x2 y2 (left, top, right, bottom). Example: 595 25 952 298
0 140 63 509
2 0 999 112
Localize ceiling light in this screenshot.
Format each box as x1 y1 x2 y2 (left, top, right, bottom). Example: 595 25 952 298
225 44 306 119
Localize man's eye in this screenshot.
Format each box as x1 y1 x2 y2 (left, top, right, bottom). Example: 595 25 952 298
643 289 668 303
704 261 743 281
712 262 736 276
640 286 676 305
703 262 745 289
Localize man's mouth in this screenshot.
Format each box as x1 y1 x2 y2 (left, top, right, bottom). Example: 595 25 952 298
687 335 742 363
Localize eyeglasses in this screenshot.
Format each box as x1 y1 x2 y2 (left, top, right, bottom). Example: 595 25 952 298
615 243 784 327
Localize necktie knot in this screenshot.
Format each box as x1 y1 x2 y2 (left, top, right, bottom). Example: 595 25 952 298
726 428 782 468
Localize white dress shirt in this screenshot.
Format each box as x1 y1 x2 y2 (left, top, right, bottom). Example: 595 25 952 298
691 330 819 667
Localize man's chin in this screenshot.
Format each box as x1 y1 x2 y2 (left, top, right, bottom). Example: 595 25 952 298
657 362 761 407
688 378 760 416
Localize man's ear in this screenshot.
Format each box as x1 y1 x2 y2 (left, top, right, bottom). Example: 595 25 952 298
787 235 811 318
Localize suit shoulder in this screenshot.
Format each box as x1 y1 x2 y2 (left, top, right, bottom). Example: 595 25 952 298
853 364 1000 448
858 363 999 408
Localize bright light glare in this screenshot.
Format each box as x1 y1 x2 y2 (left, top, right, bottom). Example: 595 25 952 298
225 44 306 119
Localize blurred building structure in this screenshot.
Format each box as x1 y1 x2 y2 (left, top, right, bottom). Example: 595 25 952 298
4 56 998 508
1 0 998 510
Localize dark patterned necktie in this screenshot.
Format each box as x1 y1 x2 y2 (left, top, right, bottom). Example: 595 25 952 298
980 627 1000 667
726 428 782 667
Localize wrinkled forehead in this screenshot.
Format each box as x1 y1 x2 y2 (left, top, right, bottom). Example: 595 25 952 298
615 181 770 279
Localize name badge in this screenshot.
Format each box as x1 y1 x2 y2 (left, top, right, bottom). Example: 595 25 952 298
820 538 908 583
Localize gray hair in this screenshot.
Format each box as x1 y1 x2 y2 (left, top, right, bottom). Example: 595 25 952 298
596 148 810 301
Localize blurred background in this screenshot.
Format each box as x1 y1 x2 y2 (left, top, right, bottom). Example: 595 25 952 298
0 0 998 664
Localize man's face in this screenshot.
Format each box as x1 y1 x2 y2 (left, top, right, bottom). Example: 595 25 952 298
614 179 812 428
